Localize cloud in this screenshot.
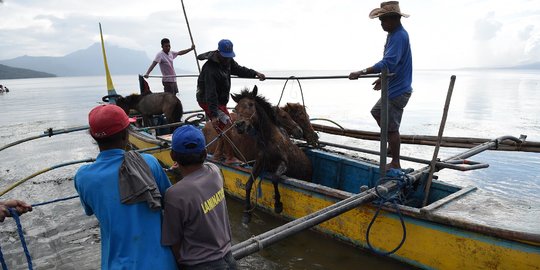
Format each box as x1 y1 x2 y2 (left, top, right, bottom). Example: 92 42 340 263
519 25 535 41
474 12 503 41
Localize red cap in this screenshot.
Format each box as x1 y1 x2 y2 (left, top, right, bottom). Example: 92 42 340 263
88 104 136 138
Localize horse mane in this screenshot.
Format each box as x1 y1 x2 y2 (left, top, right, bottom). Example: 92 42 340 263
235 88 277 124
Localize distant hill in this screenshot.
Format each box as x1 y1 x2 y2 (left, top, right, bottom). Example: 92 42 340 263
0 64 56 79
510 62 540 69
0 43 151 77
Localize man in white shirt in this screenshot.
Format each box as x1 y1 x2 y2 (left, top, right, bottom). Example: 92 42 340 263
144 38 194 94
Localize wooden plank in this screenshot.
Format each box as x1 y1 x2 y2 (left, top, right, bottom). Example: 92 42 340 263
312 123 540 152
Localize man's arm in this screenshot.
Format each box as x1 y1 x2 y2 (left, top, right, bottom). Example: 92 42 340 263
230 60 266 81
144 61 159 78
0 200 32 222
176 44 195 56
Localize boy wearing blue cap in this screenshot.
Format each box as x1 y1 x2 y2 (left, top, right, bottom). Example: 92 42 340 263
161 125 236 269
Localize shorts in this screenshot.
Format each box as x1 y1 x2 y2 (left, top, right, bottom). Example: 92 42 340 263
198 103 230 130
162 81 179 94
371 92 411 132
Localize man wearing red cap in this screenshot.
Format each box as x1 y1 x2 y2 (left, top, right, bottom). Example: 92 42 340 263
74 104 177 270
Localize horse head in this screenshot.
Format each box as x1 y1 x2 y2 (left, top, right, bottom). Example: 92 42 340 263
274 106 303 139
283 103 319 146
231 85 276 136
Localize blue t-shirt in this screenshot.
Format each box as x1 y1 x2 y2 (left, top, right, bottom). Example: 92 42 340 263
74 149 177 270
373 25 413 99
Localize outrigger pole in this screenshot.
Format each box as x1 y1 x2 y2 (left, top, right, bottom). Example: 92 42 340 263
0 126 89 152
180 0 200 73
422 75 456 206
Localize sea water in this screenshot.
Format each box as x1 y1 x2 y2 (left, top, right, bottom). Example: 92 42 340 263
0 69 538 269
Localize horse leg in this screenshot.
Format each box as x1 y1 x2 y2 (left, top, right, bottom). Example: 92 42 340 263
243 162 263 225
242 175 254 225
273 161 287 214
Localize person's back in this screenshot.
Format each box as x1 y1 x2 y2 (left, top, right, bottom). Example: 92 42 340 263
74 104 177 270
75 150 176 269
162 163 232 265
162 125 236 269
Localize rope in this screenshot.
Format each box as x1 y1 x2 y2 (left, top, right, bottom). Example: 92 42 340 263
276 76 306 108
0 209 34 270
0 195 80 270
365 169 414 256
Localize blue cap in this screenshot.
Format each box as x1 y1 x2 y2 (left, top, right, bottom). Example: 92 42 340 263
172 125 206 154
218 39 235 58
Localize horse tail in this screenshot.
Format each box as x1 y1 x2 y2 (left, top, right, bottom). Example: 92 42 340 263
172 99 183 123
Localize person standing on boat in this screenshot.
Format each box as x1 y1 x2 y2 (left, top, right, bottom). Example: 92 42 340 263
0 199 32 222
196 39 265 163
74 104 177 270
161 125 237 269
144 38 195 94
349 1 412 170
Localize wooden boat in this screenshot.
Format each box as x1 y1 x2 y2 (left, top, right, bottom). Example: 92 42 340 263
93 22 540 269
127 124 540 270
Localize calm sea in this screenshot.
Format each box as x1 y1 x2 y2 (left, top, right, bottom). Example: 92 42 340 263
0 69 539 269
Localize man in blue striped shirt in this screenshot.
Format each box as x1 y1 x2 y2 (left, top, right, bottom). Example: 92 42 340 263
349 1 412 170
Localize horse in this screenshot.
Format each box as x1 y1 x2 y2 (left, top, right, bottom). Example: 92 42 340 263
231 85 312 224
116 93 183 128
282 103 319 147
202 105 303 164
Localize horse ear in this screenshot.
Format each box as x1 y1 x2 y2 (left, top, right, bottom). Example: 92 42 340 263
231 93 240 103
252 85 258 96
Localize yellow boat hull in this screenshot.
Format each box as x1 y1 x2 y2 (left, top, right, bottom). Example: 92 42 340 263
129 129 540 269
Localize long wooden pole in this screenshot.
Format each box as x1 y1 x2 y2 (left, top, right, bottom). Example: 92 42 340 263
379 69 389 174
180 0 200 73
422 75 456 206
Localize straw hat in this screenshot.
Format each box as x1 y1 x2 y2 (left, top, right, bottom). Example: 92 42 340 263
369 1 410 19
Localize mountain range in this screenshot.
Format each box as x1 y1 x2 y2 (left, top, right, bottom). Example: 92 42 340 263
0 64 56 79
0 43 151 78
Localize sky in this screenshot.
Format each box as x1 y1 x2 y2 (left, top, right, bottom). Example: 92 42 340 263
0 0 539 72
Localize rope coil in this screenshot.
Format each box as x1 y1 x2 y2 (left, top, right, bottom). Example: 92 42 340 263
365 169 414 256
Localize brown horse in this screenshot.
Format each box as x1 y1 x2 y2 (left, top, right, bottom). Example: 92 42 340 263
231 85 312 224
116 93 183 128
282 103 319 147
202 105 303 164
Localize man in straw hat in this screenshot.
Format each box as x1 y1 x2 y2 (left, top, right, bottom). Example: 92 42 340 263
349 1 412 170
74 104 177 270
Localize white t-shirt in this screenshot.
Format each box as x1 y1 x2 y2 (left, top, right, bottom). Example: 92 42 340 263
154 50 178 82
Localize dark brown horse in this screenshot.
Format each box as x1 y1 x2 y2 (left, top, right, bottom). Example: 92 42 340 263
231 86 312 224
116 93 183 128
202 105 303 164
282 103 319 146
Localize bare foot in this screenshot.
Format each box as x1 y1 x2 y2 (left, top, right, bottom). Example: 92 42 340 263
386 162 401 170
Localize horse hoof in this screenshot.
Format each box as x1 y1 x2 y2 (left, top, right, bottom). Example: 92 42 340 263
242 213 251 225
274 202 283 214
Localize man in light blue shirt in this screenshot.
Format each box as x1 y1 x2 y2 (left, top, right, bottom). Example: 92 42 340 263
74 104 177 270
349 1 413 170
